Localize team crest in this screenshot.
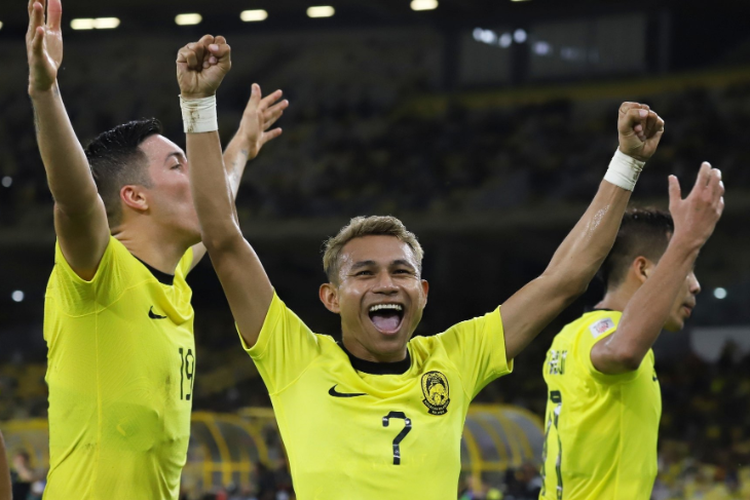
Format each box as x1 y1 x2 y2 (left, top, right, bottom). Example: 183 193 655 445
421 371 450 415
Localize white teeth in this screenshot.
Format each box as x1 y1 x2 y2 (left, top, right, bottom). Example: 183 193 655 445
369 304 403 313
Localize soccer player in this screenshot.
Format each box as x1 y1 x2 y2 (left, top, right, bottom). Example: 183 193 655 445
539 170 724 499
179 36 666 499
0 431 9 500
25 1 288 498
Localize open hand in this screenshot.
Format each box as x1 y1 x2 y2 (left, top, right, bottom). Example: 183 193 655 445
177 35 231 98
617 102 665 162
668 162 725 249
26 0 63 95
238 84 289 160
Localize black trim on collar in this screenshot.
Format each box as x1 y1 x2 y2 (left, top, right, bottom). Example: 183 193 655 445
338 342 411 375
135 257 175 286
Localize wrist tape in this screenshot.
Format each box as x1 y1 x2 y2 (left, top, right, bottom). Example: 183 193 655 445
180 95 218 134
604 149 645 191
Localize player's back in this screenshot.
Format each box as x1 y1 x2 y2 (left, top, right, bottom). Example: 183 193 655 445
43 237 195 500
540 310 661 500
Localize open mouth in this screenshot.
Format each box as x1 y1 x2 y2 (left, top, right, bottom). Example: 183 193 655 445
368 303 405 334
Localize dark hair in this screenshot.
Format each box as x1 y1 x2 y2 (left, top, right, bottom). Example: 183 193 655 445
85 119 162 226
599 208 674 290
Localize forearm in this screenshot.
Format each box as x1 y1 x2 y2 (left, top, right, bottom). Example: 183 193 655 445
222 130 252 200
187 132 242 247
544 179 631 290
0 431 10 500
601 238 701 370
31 85 99 214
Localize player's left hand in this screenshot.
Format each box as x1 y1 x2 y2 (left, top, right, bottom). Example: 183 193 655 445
177 35 231 98
617 101 665 162
237 83 289 160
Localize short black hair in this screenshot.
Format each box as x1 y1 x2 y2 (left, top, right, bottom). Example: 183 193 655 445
85 118 162 226
599 208 674 290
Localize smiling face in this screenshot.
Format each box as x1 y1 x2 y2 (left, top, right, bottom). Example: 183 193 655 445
319 235 429 363
133 135 201 246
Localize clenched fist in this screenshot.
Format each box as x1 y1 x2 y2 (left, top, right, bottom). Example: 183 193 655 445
177 35 231 98
617 102 665 162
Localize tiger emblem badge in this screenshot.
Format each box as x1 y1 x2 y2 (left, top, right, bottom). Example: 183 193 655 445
421 371 450 415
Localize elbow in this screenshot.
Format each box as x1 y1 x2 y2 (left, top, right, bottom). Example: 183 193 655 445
200 223 243 254
611 349 644 372
542 271 590 303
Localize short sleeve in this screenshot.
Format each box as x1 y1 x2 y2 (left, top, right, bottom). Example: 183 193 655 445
434 307 513 399
49 236 123 315
574 313 638 384
238 292 322 395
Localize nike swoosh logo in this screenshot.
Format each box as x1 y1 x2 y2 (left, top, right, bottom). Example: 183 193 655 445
328 385 367 398
149 306 168 320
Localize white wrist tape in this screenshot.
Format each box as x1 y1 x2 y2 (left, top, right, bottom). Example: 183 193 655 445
180 95 218 134
604 149 645 191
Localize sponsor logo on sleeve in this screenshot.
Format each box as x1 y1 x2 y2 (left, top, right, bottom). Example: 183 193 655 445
589 318 615 339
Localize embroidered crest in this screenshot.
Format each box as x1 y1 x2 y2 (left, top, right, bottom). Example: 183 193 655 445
421 371 450 415
589 317 615 339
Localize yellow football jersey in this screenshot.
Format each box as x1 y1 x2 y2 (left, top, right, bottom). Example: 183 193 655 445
242 292 513 500
44 237 195 500
540 310 661 500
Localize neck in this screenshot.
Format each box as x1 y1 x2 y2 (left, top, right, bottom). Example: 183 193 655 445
595 284 637 313
341 335 409 364
114 221 193 275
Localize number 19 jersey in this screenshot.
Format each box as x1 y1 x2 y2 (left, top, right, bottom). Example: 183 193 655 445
540 310 661 500
242 292 513 500
44 237 195 500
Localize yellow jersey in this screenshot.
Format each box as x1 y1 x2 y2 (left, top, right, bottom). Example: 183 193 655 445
540 310 661 500
242 292 513 500
44 237 195 500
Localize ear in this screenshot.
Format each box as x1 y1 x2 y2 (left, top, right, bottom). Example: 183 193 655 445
319 282 340 314
121 185 149 214
633 256 655 284
420 279 430 308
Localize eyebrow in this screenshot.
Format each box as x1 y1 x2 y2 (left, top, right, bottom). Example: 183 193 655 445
349 259 417 271
164 151 186 165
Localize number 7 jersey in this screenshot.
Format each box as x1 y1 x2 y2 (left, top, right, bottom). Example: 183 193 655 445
242 292 513 500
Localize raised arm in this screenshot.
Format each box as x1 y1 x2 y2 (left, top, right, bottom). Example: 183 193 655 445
591 164 724 374
0 431 10 500
501 102 665 360
26 0 110 280
190 84 289 269
177 36 274 346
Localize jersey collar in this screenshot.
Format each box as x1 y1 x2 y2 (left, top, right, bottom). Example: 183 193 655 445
135 257 175 286
337 342 411 375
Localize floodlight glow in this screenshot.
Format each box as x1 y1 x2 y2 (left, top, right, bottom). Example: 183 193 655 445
307 6 335 18
71 17 120 30
411 0 438 11
1 176 12 188
0 21 4 31
499 33 512 48
240 9 268 22
533 41 551 55
71 18 96 30
12 290 24 303
511 0 531 2
175 14 202 26
513 29 527 43
713 287 727 299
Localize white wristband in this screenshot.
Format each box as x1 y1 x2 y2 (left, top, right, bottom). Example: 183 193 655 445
604 149 645 191
180 95 218 134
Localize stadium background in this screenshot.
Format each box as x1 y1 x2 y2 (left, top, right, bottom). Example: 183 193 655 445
1 0 750 498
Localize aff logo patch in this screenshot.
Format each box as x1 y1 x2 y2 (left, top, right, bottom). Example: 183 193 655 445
421 371 450 415
589 317 615 339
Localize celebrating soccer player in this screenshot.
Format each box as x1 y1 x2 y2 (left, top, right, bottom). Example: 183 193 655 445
25 0 287 497
540 168 724 500
180 34 666 498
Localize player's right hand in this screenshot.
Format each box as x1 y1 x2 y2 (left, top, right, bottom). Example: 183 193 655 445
617 101 665 162
26 0 63 96
177 35 232 99
668 162 725 249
